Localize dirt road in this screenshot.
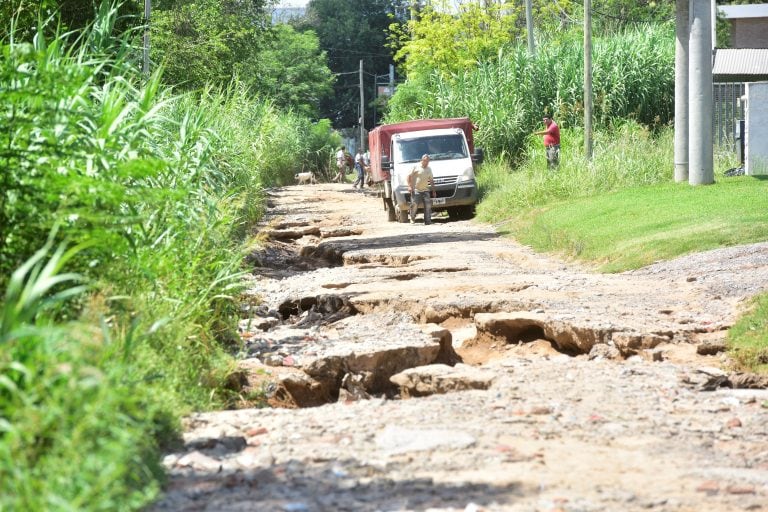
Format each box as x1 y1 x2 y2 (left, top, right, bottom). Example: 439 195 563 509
152 183 768 512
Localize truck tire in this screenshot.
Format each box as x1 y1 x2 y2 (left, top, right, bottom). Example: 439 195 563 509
448 205 475 221
385 198 396 222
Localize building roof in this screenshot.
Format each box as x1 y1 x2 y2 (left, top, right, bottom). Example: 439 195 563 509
718 4 768 20
713 48 768 81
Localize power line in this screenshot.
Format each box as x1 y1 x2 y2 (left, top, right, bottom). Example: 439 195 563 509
325 46 393 58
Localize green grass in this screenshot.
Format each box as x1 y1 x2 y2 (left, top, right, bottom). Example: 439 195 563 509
509 178 768 273
728 294 768 373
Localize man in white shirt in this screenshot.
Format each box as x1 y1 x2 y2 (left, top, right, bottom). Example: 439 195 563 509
334 146 346 182
407 154 436 225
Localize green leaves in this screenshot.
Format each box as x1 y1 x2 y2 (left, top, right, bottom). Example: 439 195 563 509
1 238 87 343
387 23 674 161
150 0 273 93
0 4 340 509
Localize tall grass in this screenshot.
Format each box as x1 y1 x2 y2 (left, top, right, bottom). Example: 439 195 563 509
1 3 337 509
386 23 674 161
476 121 674 220
0 241 173 510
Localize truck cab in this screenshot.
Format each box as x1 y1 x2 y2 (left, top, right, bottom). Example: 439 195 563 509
369 118 483 223
390 128 478 221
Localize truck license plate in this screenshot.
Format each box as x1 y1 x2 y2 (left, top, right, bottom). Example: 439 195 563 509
432 197 446 206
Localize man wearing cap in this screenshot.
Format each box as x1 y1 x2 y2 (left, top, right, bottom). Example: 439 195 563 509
408 154 436 225
535 115 560 169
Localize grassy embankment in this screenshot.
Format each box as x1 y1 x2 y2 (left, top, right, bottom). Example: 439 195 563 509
476 124 768 373
0 8 337 510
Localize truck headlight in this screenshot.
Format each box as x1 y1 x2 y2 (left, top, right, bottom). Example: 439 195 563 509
459 167 475 183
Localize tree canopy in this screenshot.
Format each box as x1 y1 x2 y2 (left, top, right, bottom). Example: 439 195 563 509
294 0 397 128
247 24 334 117
149 0 334 116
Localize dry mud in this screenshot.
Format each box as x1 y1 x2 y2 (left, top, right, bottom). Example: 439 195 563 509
151 183 768 512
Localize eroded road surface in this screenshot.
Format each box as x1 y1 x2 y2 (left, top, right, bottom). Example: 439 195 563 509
152 183 768 512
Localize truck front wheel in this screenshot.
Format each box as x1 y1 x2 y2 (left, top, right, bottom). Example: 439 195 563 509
384 198 396 222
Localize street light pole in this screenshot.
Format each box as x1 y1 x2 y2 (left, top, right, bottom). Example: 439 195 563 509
525 0 535 57
359 59 365 151
584 0 593 159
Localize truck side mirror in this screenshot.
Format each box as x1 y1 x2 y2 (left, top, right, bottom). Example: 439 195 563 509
472 147 484 165
381 154 392 170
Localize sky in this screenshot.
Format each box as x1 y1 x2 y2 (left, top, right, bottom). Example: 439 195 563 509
276 0 310 7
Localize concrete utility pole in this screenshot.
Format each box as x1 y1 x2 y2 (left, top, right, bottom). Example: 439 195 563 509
143 0 151 76
359 59 365 151
689 0 714 185
584 0 593 159
711 0 717 51
674 0 690 182
525 0 536 57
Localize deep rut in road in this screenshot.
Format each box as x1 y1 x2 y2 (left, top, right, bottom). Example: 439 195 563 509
239 212 749 410
150 185 768 512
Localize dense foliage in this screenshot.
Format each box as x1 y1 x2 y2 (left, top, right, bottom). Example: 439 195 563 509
246 24 335 117
0 4 338 508
294 0 396 127
386 24 674 161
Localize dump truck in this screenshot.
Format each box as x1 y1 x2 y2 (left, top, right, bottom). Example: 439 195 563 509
368 118 484 223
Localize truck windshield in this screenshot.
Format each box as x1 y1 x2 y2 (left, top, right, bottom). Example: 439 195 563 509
394 134 468 163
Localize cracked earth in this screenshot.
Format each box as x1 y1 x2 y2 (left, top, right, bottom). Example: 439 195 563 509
151 183 768 512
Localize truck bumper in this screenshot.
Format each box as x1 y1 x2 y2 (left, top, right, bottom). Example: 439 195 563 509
394 181 478 211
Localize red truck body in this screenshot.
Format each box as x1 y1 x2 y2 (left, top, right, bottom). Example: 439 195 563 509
368 117 476 183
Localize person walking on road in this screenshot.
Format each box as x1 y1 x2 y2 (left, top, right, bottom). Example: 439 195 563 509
534 115 560 169
363 150 371 186
352 148 365 189
408 154 436 225
334 146 347 182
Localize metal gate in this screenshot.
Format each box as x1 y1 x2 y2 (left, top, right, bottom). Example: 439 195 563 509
713 82 745 149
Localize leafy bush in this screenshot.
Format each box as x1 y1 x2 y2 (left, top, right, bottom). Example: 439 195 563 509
0 241 175 510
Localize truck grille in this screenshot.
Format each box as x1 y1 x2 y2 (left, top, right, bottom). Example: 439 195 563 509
433 176 458 186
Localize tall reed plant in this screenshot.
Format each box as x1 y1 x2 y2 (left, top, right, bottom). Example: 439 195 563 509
0 239 174 510
1 3 337 509
386 23 675 161
476 121 674 221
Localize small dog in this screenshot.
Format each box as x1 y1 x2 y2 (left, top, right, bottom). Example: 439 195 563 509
294 172 316 185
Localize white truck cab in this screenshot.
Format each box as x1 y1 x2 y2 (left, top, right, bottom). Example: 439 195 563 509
369 118 483 223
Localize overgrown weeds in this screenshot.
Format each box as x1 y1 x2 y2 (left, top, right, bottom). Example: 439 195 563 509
386 23 674 162
0 3 337 509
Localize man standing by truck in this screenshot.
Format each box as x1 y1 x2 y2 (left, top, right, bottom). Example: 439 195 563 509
408 154 436 225
334 146 347 182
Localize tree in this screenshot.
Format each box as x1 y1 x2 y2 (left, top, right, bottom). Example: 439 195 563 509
388 3 520 83
387 0 682 84
247 24 334 117
294 0 396 128
151 0 272 91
